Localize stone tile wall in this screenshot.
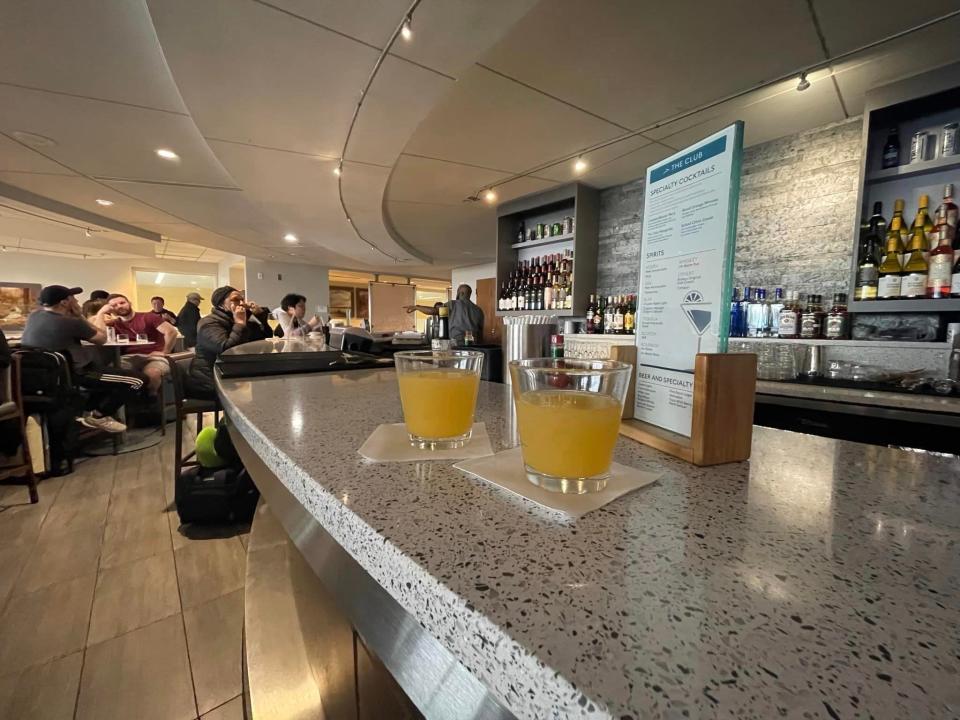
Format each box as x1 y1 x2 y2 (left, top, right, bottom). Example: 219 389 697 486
596 117 863 298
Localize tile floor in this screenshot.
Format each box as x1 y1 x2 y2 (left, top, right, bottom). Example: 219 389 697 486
0 427 249 720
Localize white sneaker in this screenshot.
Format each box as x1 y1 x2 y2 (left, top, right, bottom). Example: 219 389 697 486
80 415 127 434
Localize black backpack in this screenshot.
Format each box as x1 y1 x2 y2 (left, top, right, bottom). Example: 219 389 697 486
175 465 259 524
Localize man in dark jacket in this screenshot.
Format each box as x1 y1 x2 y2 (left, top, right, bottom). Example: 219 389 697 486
177 292 203 348
187 286 268 398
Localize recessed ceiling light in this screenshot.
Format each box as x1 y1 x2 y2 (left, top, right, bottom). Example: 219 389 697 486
283 233 298 243
574 156 588 174
95 198 114 206
155 148 179 160
400 16 412 41
11 130 57 148
483 189 497 204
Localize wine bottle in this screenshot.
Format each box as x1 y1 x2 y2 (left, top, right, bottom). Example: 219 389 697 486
624 295 636 334
877 219 904 299
891 198 909 249
585 294 596 333
928 207 953 298
902 213 929 298
730 288 743 338
910 194 934 260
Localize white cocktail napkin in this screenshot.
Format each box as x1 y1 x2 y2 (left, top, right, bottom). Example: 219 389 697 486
454 447 660 518
358 422 494 462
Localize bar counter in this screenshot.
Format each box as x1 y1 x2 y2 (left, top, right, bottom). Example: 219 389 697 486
218 368 960 720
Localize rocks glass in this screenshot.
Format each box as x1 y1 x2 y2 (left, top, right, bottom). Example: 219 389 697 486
509 358 631 494
395 350 484 450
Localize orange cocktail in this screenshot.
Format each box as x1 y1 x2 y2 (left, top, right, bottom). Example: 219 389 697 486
395 351 484 449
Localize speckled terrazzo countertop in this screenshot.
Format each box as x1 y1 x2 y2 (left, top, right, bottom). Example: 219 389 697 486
218 369 960 720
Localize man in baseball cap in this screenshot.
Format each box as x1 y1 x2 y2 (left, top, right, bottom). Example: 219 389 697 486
177 291 204 348
21 284 144 435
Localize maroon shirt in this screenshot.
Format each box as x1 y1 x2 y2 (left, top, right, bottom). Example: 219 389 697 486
114 312 166 354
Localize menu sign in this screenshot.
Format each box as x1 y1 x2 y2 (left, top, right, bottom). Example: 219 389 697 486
633 122 744 436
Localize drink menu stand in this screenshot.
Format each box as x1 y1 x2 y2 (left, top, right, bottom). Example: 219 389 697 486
619 353 758 466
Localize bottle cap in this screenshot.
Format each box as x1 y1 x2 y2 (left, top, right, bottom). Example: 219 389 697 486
894 198 905 211
919 194 930 207
945 183 954 197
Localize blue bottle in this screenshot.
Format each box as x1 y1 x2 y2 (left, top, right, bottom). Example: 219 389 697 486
730 287 743 338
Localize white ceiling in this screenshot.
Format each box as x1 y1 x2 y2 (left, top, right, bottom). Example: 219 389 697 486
0 0 959 276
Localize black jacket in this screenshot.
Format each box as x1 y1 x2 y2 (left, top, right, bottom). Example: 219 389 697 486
187 307 268 398
177 302 201 348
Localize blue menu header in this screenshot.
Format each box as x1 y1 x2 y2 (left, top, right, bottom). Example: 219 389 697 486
649 135 727 183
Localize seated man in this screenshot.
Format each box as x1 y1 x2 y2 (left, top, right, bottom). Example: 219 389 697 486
272 293 325 338
150 296 178 326
188 286 265 399
99 293 177 396
20 285 143 433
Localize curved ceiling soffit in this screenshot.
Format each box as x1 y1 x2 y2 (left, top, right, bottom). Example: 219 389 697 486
340 0 541 268
144 0 539 271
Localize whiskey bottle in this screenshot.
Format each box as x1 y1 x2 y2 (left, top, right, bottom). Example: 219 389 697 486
778 291 801 339
882 128 900 169
824 293 850 339
800 294 824 339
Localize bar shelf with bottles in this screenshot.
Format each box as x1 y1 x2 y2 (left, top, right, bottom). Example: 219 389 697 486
848 69 960 314
730 287 854 341
495 183 599 317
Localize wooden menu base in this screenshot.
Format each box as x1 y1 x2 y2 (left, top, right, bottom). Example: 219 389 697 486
619 352 757 466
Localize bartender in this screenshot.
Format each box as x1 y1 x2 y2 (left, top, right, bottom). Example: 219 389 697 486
404 284 484 345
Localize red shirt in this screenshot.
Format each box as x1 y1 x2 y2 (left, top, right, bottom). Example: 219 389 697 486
114 312 166 354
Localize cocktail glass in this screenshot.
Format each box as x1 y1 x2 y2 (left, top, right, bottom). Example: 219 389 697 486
509 358 631 494
395 350 484 449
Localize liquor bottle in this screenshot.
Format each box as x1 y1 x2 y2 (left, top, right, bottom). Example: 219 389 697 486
778 291 801 339
768 288 785 337
928 206 953 298
746 288 769 338
431 306 451 351
800 294 824 339
739 287 753 338
592 296 605 334
881 128 900 169
902 211 930 298
878 217 905 299
516 220 526 244
624 295 636 334
585 295 596 333
729 288 743 338
603 296 614 333
910 194 934 259
613 296 625 334
824 293 850 339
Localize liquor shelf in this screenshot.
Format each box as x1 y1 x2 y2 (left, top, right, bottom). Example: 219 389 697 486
510 231 574 249
219 367 960 720
848 297 960 313
733 337 951 348
866 153 960 184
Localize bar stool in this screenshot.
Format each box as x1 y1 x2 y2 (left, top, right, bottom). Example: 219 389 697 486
0 355 40 503
165 352 221 482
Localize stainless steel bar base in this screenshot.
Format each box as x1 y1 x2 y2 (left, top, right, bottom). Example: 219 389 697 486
230 419 516 720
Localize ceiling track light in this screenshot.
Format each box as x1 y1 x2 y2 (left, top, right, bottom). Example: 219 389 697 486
574 156 588 173
155 148 179 160
330 0 425 265
483 189 497 204
283 233 298 243
463 11 960 204
95 198 114 207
